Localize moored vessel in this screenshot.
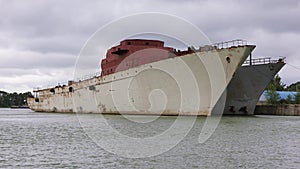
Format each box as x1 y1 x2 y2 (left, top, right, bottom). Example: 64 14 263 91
221 57 285 115
27 39 255 116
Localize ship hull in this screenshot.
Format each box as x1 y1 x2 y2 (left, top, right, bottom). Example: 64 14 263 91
28 45 255 116
221 62 285 115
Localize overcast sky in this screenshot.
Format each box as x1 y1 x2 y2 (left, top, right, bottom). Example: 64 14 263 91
0 0 299 93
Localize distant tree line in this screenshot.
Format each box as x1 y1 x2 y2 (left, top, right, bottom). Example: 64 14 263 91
266 75 300 104
0 91 33 108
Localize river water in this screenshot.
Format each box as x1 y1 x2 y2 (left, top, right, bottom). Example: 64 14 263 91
0 108 299 168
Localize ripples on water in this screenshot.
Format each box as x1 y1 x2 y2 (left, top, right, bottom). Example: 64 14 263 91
0 108 299 168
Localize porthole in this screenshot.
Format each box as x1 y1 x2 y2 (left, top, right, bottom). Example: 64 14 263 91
226 56 231 63
89 86 96 91
50 88 55 93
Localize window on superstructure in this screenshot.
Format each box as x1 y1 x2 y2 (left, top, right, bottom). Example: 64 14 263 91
127 42 131 45
146 42 149 45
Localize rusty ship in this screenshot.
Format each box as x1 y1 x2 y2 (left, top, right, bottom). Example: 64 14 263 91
27 39 255 116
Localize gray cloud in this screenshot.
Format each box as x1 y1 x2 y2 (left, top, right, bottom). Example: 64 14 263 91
0 0 299 92
0 49 76 69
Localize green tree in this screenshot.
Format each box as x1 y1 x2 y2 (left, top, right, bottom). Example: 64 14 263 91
0 91 33 107
295 93 300 104
266 82 280 105
266 75 286 91
286 94 293 104
266 90 281 104
285 82 300 92
0 91 8 107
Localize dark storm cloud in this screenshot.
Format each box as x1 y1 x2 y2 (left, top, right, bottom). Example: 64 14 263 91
0 0 299 92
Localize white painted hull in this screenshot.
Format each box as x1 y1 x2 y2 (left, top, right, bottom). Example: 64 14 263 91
28 45 255 116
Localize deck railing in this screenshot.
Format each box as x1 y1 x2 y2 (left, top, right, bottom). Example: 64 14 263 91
243 57 285 66
197 39 248 52
75 71 102 82
211 39 247 49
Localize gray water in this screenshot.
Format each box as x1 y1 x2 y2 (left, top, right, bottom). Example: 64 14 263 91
0 108 299 169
